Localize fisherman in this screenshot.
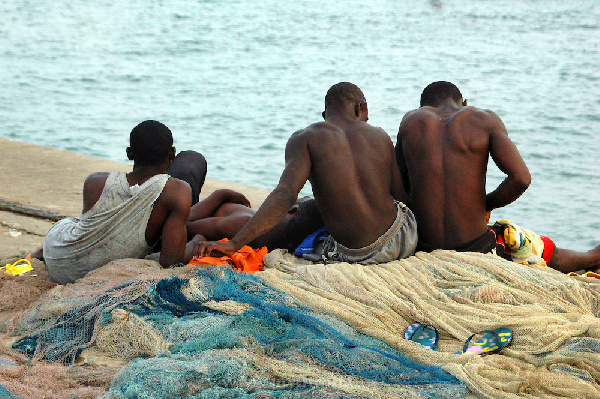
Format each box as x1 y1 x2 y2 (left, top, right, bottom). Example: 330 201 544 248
198 82 418 263
35 120 206 284
395 81 599 273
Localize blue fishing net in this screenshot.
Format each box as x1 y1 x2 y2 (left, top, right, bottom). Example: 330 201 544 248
12 280 155 364
13 268 469 398
0 385 17 398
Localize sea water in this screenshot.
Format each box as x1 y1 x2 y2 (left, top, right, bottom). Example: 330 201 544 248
1 0 598 251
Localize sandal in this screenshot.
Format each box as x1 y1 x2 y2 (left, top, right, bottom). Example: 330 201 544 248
457 327 513 356
405 322 439 351
1 259 34 276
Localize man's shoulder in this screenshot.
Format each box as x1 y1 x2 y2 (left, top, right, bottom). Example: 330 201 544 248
154 175 192 208
461 106 498 118
400 107 440 126
85 171 111 182
83 172 112 189
456 106 504 132
164 175 192 194
406 106 437 117
299 121 341 135
288 121 342 145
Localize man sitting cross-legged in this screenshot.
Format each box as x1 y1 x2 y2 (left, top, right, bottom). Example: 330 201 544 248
198 82 418 263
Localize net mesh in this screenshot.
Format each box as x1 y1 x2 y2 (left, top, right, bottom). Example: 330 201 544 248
2 257 467 399
261 249 600 398
1 249 598 398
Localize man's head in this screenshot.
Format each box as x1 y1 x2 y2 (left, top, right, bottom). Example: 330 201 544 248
420 81 466 108
127 120 175 166
323 82 368 121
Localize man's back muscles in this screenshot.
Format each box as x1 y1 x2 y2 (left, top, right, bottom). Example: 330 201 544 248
396 81 530 251
397 107 497 248
306 121 399 249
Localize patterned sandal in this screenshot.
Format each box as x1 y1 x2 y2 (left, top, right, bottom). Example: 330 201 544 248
458 327 513 356
405 322 440 351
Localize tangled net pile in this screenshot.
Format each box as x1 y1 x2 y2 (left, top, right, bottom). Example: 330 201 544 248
262 249 600 398
0 249 598 398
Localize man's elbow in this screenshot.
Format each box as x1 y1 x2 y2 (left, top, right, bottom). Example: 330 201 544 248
158 253 183 268
514 170 531 193
272 184 299 207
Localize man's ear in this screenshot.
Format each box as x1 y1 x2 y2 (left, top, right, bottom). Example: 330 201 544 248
126 147 134 161
355 102 368 120
322 111 326 120
170 147 176 161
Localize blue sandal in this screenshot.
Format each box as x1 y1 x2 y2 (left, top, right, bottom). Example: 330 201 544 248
405 322 439 351
458 327 513 356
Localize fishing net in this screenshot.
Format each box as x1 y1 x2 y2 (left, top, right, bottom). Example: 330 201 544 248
1 248 598 398
0 258 192 399
261 249 600 398
2 257 467 399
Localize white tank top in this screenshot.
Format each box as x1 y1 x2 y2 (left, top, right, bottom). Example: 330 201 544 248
43 172 169 284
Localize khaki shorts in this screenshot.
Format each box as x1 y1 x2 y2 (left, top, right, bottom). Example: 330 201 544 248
315 202 418 264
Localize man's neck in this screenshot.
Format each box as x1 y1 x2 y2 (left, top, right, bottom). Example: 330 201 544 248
128 164 167 186
436 98 463 112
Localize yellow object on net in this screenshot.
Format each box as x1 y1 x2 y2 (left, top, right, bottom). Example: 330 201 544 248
1 259 34 276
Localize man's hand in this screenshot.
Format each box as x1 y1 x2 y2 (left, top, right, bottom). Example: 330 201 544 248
214 189 251 207
227 191 251 207
196 240 238 258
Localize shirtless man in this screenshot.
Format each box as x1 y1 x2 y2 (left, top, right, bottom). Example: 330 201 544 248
395 81 599 273
198 82 418 263
187 189 324 252
40 120 204 284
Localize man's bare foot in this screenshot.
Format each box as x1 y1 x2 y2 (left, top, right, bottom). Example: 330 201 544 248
588 245 600 271
26 245 44 261
549 244 600 273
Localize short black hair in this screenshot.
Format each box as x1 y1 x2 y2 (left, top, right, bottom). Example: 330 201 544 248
420 81 462 107
325 82 366 109
129 120 174 166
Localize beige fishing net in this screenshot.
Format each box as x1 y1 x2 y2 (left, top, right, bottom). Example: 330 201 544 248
0 249 598 398
261 249 600 398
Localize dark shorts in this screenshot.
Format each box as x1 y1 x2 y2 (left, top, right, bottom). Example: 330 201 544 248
167 150 207 206
418 227 555 264
418 230 510 259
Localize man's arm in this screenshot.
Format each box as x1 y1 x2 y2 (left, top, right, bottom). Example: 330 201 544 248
198 130 312 257
485 110 531 211
389 140 406 203
188 189 250 221
158 180 193 266
81 172 110 214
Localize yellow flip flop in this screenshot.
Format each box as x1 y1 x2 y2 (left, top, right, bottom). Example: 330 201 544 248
1 259 34 276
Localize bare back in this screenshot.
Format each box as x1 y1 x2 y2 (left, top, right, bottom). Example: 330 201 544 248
396 105 528 249
197 86 407 258
301 119 400 248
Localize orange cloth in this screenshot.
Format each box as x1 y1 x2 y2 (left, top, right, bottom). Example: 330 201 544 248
188 239 268 273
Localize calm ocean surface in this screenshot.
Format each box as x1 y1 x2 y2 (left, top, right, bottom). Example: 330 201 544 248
1 0 598 251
